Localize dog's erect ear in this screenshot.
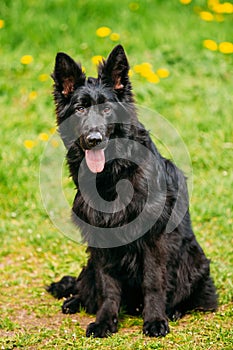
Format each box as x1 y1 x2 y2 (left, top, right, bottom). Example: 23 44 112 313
99 45 130 90
52 53 85 97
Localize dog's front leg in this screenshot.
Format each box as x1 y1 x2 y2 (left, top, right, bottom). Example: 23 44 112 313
142 246 169 337
86 270 121 338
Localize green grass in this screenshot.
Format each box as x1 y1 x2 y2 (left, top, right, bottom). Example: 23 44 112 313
0 0 233 348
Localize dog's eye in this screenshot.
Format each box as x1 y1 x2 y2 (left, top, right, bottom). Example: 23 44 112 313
103 106 111 115
76 106 86 114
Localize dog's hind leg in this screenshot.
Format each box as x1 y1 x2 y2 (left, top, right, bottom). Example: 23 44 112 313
47 260 97 314
168 275 218 321
47 275 78 299
188 275 218 312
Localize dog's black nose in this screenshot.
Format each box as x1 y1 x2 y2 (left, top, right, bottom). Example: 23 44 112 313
86 132 103 147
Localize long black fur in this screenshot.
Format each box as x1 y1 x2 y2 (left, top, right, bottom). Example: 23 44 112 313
47 45 218 338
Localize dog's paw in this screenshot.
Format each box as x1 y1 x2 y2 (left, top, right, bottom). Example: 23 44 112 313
46 282 64 299
46 276 76 299
143 319 169 337
86 320 118 338
62 295 81 314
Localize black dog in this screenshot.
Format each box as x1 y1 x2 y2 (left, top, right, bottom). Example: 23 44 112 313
47 45 217 338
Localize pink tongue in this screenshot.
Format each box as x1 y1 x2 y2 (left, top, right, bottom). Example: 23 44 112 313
85 149 105 173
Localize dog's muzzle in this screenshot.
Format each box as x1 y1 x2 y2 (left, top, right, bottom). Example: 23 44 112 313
81 131 107 174
86 131 103 148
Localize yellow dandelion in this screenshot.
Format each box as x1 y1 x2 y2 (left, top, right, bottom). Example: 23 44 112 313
91 55 104 65
200 11 214 21
133 63 163 84
133 64 143 73
96 26 111 38
129 2 140 11
140 62 153 70
39 133 49 141
28 91 38 101
208 0 219 7
128 69 134 77
133 62 152 76
139 63 153 78
110 33 120 42
39 74 49 82
49 127 57 135
146 73 160 84
203 39 218 51
24 140 37 149
140 69 153 79
211 3 222 13
212 2 233 14
143 62 153 68
51 140 59 148
157 68 170 79
0 19 4 29
219 42 233 54
20 55 33 65
222 2 233 14
179 0 192 4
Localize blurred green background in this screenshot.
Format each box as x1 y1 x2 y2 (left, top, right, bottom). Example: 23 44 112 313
0 0 232 349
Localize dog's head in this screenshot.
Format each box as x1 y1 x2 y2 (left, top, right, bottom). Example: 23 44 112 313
52 45 136 173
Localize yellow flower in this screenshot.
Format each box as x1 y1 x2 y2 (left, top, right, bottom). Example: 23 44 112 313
203 39 218 51
139 63 153 78
39 74 49 82
146 73 160 84
133 63 161 83
133 62 153 77
157 68 170 79
96 26 111 38
91 55 104 65
210 3 220 13
133 64 143 73
51 140 59 148
200 11 214 21
20 55 33 65
110 33 120 42
211 2 233 14
24 140 37 149
129 2 140 11
39 133 49 141
28 91 38 100
208 0 218 7
49 127 57 135
219 42 233 54
179 0 192 4
222 2 233 14
0 19 4 29
128 69 134 77
133 63 164 84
